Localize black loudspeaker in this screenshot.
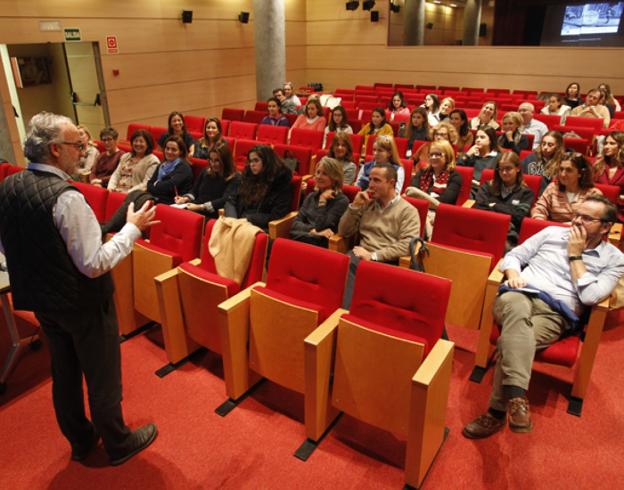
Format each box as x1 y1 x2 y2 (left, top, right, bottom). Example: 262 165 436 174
426 22 434 29
239 11 250 24
479 22 487 37
182 10 193 24
371 11 379 22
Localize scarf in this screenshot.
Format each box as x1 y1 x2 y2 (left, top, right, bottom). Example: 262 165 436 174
419 168 450 195
158 157 182 181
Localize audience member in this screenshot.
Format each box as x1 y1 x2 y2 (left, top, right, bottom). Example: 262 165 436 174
283 81 302 107
90 127 124 188
404 140 462 238
470 101 500 131
290 157 349 247
327 133 357 185
401 107 430 158
540 94 571 122
289 98 326 141
194 118 227 159
423 93 441 126
438 97 456 122
521 130 565 195
175 145 240 218
498 112 530 154
597 83 621 118
474 152 534 249
75 124 99 178
387 91 410 121
563 82 582 109
273 87 298 115
260 97 290 127
463 195 624 438
518 102 548 149
356 135 404 194
339 162 421 307
570 89 611 128
358 107 394 155
532 153 602 222
225 145 292 230
592 131 624 221
323 105 353 147
157 112 195 156
107 129 159 193
457 126 501 198
449 109 474 153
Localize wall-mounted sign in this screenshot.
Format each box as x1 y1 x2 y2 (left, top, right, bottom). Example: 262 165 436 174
64 28 81 42
106 35 119 54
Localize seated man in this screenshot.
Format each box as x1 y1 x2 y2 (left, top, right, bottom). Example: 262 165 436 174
464 195 624 438
338 162 421 307
273 88 298 115
570 89 611 128
518 102 548 150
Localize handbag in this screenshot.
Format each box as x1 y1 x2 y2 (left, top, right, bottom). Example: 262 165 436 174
408 236 429 272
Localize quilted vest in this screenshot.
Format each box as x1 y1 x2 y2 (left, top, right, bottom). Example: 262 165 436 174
0 169 114 312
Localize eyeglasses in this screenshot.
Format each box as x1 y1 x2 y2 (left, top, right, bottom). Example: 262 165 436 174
498 166 516 173
428 152 443 159
573 213 605 224
58 141 85 150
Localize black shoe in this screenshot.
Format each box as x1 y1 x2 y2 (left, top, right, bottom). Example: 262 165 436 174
109 423 158 466
71 431 100 462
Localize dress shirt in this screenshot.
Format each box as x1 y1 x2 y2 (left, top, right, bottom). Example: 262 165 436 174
0 163 141 279
521 118 548 149
500 226 624 314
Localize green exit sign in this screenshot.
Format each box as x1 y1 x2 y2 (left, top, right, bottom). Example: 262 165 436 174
64 28 81 42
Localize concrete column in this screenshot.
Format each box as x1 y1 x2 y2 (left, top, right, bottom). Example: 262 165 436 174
253 0 286 101
462 0 483 46
403 0 426 46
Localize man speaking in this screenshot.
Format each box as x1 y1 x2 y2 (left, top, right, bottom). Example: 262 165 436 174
0 112 158 465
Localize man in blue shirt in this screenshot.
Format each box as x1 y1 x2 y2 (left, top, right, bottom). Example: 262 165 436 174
463 195 624 438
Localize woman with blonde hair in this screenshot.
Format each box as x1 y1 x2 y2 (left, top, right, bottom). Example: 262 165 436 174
498 112 530 154
521 130 565 195
470 101 500 130
75 124 100 178
593 131 624 221
356 135 404 193
327 133 357 185
438 97 456 122
412 121 459 167
290 157 350 246
404 139 462 238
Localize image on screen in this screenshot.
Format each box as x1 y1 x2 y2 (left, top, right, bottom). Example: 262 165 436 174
561 2 623 35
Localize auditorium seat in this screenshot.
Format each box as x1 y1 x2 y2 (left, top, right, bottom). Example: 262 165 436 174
243 110 266 124
126 122 151 141
453 166 474 206
184 115 206 135
303 260 454 489
289 128 324 149
232 138 258 169
73 182 108 223
478 169 542 204
256 125 288 145
273 144 313 175
254 101 269 112
565 116 605 132
228 121 258 140
534 113 563 129
221 108 245 121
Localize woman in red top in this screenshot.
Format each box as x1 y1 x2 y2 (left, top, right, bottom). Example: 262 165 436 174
288 98 326 142
593 131 624 221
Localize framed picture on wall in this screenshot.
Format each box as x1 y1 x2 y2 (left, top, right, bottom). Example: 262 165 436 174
16 57 52 87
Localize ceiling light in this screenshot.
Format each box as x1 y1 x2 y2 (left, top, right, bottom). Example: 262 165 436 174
345 1 359 11
362 0 376 11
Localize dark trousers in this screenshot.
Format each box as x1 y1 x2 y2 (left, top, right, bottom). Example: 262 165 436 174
35 297 132 456
101 190 154 235
342 252 361 310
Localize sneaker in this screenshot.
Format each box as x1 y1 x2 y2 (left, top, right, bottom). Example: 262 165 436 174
462 412 505 439
109 423 158 466
508 397 533 433
71 431 100 462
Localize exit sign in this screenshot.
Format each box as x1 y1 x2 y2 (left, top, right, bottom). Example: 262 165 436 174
64 28 81 42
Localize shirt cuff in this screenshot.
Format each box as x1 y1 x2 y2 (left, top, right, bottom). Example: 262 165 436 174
576 271 598 288
119 222 142 241
371 252 378 261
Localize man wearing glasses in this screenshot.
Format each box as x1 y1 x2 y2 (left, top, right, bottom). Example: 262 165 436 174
463 195 624 438
0 112 159 464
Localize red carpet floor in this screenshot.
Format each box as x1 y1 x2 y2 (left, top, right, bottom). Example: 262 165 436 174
1 319 623 489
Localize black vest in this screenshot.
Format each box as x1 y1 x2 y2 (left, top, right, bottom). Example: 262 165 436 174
0 169 114 312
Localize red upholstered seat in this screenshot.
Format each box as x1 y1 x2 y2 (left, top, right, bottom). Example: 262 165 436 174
256 125 288 145
478 170 541 205
243 110 266 124
264 238 349 323
73 182 108 223
453 166 474 206
273 144 312 175
565 116 604 131
221 108 244 121
126 122 151 141
563 137 590 155
289 128 324 149
149 127 167 146
228 121 258 140
254 101 268 112
147 204 204 262
184 115 205 134
534 113 562 129
594 183 619 205
347 261 451 355
402 196 428 237
4 164 24 178
233 138 258 168
104 190 127 222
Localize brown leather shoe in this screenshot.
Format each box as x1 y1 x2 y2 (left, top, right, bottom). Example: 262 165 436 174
508 397 533 433
462 412 505 439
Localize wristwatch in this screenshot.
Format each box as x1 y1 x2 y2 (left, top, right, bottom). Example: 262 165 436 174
568 256 583 261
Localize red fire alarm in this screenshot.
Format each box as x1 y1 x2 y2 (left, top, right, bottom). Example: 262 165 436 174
112 69 119 76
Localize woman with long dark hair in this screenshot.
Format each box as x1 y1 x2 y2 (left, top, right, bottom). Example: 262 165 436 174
108 129 159 193
457 126 501 198
449 109 473 153
593 131 624 221
194 117 228 159
357 107 394 155
402 107 430 158
157 111 195 156
323 105 353 147
521 130 565 195
327 133 357 185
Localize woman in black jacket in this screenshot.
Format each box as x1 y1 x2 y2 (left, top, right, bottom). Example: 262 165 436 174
175 145 240 218
497 112 530 155
225 145 292 230
474 151 534 250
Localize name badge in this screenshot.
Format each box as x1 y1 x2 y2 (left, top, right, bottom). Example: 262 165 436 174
512 199 520 205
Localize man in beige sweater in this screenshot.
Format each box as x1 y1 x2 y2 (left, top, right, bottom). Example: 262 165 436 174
569 89 611 128
339 162 421 307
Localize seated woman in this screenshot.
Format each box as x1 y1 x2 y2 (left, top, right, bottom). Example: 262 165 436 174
593 131 624 221
412 121 459 168
521 130 565 195
470 101 500 131
107 129 159 193
175 145 241 218
497 111 530 155
357 107 394 156
260 97 290 127
327 133 357 185
449 109 474 153
323 105 353 147
401 107 430 158
564 81 582 110
194 117 228 159
284 81 302 107
437 97 455 122
290 157 350 247
387 91 410 121
598 83 621 118
356 135 404 194
532 153 602 222
75 124 99 179
89 127 124 188
541 94 571 121
225 145 293 230
157 111 195 156
423 93 441 127
457 126 501 198
289 98 326 141
101 135 193 234
404 140 462 238
474 152 534 249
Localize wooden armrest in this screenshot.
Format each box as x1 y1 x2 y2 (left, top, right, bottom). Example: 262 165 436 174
188 258 201 267
462 199 475 208
412 338 454 386
268 211 298 240
487 259 504 285
304 308 347 441
218 281 265 312
154 267 179 284
328 234 348 253
608 222 622 245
